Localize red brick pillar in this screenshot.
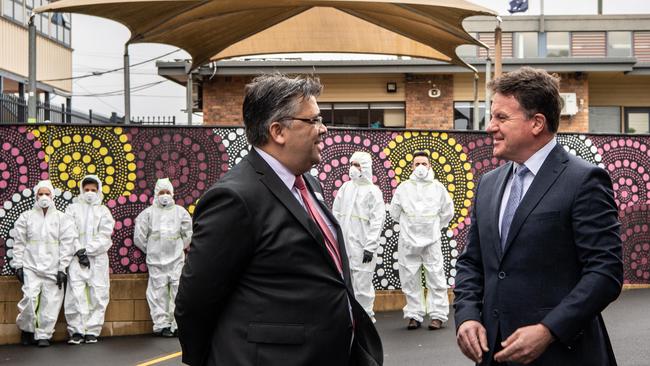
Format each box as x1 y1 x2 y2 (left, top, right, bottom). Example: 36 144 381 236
405 74 454 130
202 76 249 126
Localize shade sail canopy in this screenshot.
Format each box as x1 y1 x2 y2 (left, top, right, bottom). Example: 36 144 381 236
36 0 496 70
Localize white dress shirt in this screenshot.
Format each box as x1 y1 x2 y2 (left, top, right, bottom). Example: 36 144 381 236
498 138 557 236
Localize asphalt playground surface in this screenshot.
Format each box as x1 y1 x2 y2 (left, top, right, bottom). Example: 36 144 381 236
1 289 648 366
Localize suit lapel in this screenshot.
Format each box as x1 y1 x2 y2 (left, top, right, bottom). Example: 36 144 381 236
491 162 513 260
502 145 569 255
246 149 322 243
246 150 345 280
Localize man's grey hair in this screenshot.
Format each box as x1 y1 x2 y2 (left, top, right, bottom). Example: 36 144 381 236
242 73 322 146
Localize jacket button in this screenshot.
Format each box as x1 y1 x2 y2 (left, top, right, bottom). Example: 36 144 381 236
498 271 506 279
492 309 499 318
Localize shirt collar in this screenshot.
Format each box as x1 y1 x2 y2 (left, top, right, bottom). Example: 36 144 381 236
514 137 557 176
254 147 297 191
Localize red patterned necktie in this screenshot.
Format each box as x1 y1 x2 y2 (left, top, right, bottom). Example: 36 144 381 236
294 175 343 274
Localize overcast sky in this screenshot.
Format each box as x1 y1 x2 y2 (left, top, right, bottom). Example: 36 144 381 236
66 0 650 124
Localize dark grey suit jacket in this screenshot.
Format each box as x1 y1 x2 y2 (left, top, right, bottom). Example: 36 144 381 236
175 148 382 366
454 144 623 366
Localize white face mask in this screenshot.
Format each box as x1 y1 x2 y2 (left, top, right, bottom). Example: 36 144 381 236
413 165 429 179
37 196 52 208
349 166 362 181
158 194 173 207
83 191 98 204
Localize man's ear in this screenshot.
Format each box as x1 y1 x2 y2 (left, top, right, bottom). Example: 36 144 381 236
268 121 287 145
531 113 547 136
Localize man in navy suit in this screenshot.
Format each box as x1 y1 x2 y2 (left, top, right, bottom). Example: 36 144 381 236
175 74 382 366
454 67 623 365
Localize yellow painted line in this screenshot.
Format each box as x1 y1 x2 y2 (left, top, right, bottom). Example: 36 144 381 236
136 351 182 366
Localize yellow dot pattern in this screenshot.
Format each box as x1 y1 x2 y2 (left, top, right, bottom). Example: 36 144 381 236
384 131 474 226
29 126 136 198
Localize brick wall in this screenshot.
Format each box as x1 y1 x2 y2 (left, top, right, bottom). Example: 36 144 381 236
202 76 249 126
405 74 454 130
558 72 589 133
0 275 152 345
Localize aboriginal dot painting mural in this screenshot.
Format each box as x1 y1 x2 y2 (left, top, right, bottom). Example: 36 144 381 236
0 124 649 287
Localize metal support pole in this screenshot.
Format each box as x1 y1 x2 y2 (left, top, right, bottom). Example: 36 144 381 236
0 75 4 94
485 57 492 128
472 73 480 130
186 71 193 125
28 14 37 123
66 97 71 123
494 16 503 78
124 44 131 124
44 91 50 121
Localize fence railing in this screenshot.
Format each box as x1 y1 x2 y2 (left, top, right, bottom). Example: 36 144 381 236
1 94 175 125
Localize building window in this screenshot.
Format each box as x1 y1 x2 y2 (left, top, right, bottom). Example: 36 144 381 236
3 0 24 23
589 107 621 133
319 102 405 128
51 12 71 46
547 32 570 57
454 101 485 130
608 31 632 57
514 32 538 58
625 107 650 134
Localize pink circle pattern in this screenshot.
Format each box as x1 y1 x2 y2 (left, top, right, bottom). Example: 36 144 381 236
619 204 650 284
458 134 507 182
591 136 650 211
127 128 229 206
0 126 48 204
316 130 397 206
106 195 149 274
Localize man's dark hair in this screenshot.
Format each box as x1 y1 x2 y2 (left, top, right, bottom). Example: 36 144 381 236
413 150 430 159
81 177 98 188
488 67 562 133
242 73 322 146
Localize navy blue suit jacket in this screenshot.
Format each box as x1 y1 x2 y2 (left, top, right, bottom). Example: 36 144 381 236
454 144 623 365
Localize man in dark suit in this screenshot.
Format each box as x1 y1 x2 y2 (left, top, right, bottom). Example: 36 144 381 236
454 67 623 365
175 74 382 366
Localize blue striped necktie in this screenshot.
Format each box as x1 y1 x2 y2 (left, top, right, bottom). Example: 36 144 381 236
500 165 530 249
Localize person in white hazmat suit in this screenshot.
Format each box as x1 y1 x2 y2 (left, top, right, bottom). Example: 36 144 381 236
333 151 385 323
134 178 192 337
390 151 454 331
12 180 76 347
64 175 115 345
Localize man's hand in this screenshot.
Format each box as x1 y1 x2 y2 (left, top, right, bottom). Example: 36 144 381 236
362 250 373 263
56 271 67 290
15 268 24 284
494 323 554 364
456 320 489 363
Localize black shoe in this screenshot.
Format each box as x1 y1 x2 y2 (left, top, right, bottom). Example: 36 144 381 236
20 331 34 346
161 328 174 338
68 333 84 345
407 318 421 330
84 335 98 344
36 339 50 347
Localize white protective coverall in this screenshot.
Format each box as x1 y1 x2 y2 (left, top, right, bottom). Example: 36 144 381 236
390 167 454 323
12 180 76 340
64 175 116 337
134 178 192 333
332 152 385 319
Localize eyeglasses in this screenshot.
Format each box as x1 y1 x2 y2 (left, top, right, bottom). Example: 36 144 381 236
280 116 324 126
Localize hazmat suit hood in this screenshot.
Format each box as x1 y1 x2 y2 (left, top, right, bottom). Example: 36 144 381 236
33 180 55 209
76 175 104 205
350 151 373 184
154 178 175 208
